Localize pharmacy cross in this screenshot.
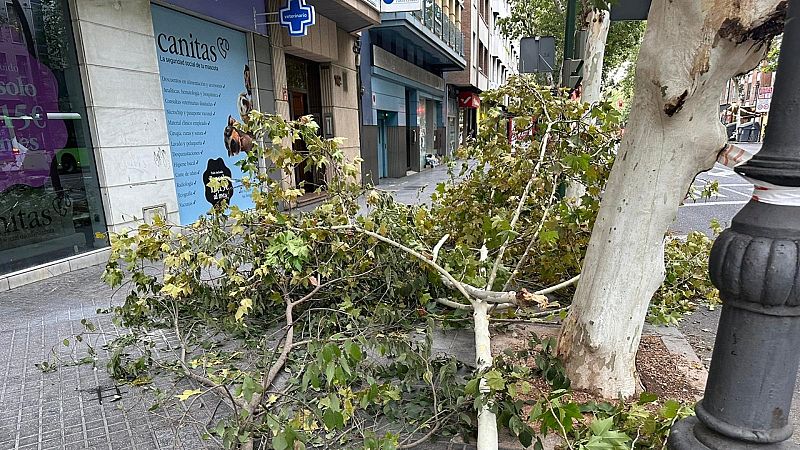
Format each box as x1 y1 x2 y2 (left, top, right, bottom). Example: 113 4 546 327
279 0 316 37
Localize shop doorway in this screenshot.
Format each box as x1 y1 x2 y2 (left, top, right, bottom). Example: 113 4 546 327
286 55 325 197
377 113 389 179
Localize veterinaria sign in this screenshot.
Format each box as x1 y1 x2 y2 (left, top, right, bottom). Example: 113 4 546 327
280 0 316 37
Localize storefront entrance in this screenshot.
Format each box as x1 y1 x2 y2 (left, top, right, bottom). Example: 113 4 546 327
0 0 107 275
286 55 326 197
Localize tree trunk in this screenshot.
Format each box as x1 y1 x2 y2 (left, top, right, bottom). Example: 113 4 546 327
581 9 610 104
557 0 786 398
566 9 609 199
474 300 498 450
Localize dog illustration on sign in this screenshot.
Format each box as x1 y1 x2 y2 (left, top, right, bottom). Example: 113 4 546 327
224 115 255 157
223 65 256 157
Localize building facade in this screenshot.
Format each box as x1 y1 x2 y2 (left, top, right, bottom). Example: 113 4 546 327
720 67 774 142
445 0 518 143
0 0 377 289
358 0 466 184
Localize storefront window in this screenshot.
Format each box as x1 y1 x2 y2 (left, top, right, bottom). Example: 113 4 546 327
0 0 107 275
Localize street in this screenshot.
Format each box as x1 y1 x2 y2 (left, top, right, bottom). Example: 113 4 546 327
671 143 761 236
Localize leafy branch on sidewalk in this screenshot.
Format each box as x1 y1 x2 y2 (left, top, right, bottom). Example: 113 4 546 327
38 77 715 449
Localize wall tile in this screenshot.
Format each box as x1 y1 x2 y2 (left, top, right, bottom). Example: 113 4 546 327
84 65 164 110
79 21 159 73
88 107 169 149
73 0 155 36
101 180 179 226
96 145 175 187
7 261 71 290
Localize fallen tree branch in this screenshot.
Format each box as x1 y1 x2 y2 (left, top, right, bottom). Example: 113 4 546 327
534 275 580 295
504 179 560 291
486 104 556 290
434 297 473 310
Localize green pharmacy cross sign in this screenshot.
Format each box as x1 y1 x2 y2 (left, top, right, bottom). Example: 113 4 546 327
280 0 316 36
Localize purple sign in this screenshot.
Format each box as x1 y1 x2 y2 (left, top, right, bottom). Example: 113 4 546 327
0 25 69 193
158 0 267 33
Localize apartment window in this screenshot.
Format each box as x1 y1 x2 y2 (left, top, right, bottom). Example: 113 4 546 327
479 0 489 20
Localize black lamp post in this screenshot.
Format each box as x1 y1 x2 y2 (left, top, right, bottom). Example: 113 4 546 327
668 2 800 449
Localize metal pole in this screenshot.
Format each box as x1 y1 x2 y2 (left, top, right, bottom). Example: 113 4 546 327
561 0 577 87
668 1 800 448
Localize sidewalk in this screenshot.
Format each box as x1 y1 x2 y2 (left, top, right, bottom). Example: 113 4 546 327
0 266 214 450
0 165 459 450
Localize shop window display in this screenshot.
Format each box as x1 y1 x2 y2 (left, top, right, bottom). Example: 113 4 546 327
0 0 107 275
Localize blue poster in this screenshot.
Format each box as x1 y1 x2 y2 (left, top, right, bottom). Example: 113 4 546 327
151 4 255 225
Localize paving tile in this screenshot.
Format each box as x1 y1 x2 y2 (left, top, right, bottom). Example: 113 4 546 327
0 265 217 450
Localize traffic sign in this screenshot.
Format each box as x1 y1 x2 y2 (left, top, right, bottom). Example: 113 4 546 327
519 36 556 73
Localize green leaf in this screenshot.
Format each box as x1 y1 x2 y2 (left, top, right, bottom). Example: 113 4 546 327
589 416 614 435
325 362 336 386
539 229 559 245
323 409 344 430
638 392 658 404
345 341 363 362
661 399 681 419
519 428 533 447
241 376 262 402
465 377 479 395
272 432 290 450
509 415 524 435
484 370 506 391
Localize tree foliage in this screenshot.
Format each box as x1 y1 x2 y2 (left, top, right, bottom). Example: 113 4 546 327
763 34 782 73
39 77 717 449
602 21 645 83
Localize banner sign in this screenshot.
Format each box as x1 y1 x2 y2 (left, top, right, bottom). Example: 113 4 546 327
152 4 255 225
280 0 316 37
159 0 266 33
380 0 422 13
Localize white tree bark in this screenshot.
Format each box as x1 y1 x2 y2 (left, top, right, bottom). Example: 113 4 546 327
566 9 610 199
581 9 611 104
557 0 786 398
473 300 498 450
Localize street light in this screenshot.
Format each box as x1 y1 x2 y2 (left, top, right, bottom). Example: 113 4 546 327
668 1 800 449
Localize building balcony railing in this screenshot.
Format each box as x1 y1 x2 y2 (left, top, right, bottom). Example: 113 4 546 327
412 2 464 56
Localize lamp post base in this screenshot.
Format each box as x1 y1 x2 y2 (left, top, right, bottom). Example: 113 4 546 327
668 417 800 450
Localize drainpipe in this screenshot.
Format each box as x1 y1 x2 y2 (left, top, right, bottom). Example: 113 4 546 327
667 1 800 448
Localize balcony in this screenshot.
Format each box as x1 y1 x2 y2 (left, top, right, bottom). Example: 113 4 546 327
372 1 466 71
307 0 381 31
411 2 464 56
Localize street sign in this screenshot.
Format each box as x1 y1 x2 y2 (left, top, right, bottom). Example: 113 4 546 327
562 58 583 91
610 0 651 21
756 97 772 113
380 0 422 13
280 0 316 37
519 36 556 73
